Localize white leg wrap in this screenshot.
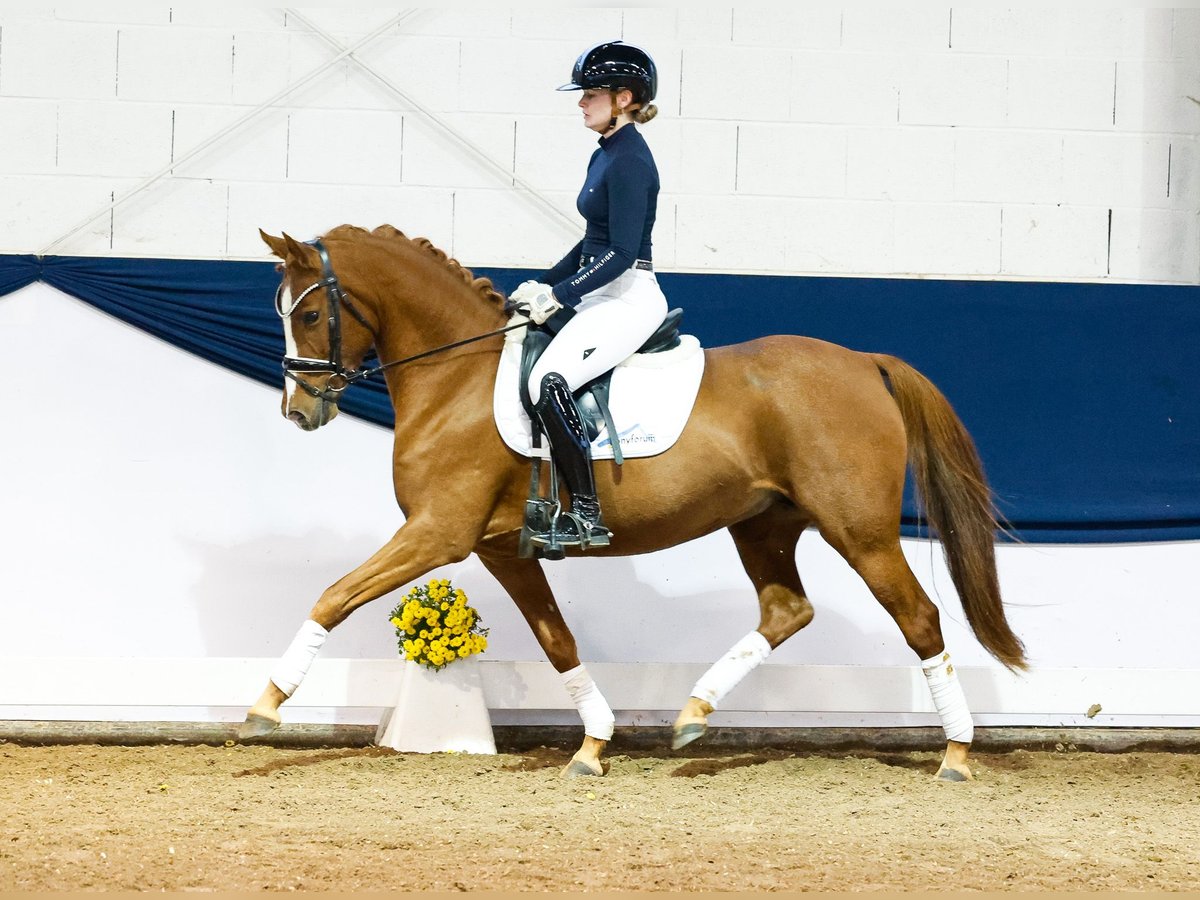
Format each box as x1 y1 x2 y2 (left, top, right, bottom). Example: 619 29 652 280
269 619 328 698
690 630 772 711
561 664 615 741
921 651 974 744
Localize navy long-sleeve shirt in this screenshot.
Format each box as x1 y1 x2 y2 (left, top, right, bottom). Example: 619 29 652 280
541 124 659 306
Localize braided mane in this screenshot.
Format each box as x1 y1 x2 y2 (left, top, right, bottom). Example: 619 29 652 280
323 223 507 310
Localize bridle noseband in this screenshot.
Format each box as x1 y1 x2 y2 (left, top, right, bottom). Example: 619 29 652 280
276 238 528 405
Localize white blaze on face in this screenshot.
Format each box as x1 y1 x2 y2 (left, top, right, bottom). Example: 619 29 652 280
280 281 299 406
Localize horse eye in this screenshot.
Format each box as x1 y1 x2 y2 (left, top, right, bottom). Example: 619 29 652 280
302 310 321 326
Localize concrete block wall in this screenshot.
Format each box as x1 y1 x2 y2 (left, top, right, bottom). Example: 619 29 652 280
0 7 1196 283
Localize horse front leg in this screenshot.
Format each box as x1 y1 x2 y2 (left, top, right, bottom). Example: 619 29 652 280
239 516 475 740
478 554 612 778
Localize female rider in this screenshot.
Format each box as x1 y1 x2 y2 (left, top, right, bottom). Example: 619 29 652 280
510 40 666 552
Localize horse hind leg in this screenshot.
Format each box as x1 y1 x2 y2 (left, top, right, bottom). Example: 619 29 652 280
673 505 813 750
828 534 975 781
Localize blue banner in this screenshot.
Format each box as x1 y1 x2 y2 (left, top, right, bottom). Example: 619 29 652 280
2 253 1196 543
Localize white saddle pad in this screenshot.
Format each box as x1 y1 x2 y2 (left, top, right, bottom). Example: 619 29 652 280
493 325 705 461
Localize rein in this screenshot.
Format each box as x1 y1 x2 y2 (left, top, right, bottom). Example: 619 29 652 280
277 238 526 402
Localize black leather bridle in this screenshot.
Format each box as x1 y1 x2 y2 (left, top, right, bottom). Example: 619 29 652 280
276 239 375 403
276 238 528 404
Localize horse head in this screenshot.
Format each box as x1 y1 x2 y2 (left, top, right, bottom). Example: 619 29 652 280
261 230 377 431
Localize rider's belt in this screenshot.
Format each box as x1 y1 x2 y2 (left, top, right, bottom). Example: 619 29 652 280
580 255 653 272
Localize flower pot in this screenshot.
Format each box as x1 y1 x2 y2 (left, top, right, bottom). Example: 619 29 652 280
375 656 496 754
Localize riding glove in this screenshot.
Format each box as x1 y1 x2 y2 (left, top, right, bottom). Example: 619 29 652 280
510 281 562 325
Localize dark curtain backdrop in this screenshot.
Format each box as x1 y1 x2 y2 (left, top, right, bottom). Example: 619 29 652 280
3 253 1197 543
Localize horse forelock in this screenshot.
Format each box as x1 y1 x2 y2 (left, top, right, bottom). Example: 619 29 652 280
319 224 507 312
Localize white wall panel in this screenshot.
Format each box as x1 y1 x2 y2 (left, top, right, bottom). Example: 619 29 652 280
348 34 465 113
1109 208 1200 284
949 10 1068 57
111 179 230 258
509 8 622 43
620 9 683 48
1115 60 1200 134
0 8 1195 282
172 106 290 182
55 99 172 178
402 114 516 191
846 127 955 202
115 26 234 105
286 108 403 186
783 198 895 274
842 9 949 52
1169 138 1199 210
954 131 1063 205
230 30 294 105
0 175 122 253
452 188 578 268
736 124 847 198
0 98 57 173
791 51 900 125
898 54 1008 128
681 45 791 122
893 203 1001 277
675 195 795 271
0 19 117 100
1064 9 1174 60
1173 9 1200 58
227 183 456 259
48 4 169 26
1000 205 1108 279
731 9 842 49
514 116 597 193
1006 58 1115 131
1061 134 1170 209
676 9 733 44
650 119 739 197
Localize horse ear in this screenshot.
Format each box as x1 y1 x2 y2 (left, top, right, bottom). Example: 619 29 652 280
259 229 288 259
281 232 319 269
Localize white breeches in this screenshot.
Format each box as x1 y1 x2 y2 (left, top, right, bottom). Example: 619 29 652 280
527 267 668 406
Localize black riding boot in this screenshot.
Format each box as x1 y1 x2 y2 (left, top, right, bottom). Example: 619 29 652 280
532 372 611 550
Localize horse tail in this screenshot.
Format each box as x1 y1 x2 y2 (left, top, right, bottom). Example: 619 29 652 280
873 354 1028 671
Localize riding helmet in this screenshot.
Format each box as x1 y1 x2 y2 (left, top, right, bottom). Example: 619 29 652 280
557 40 657 105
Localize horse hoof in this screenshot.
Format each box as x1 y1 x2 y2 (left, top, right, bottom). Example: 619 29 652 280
935 766 972 782
237 713 280 741
672 722 707 751
561 759 603 778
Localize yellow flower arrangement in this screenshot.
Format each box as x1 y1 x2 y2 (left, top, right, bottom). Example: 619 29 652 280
388 578 489 672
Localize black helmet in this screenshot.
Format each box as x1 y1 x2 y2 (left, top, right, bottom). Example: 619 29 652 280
557 40 657 105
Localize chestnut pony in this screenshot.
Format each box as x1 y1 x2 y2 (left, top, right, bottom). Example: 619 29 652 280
244 225 1025 780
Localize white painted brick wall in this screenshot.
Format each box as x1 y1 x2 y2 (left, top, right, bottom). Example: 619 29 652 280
0 20 118 100
172 106 290 182
1061 134 1171 209
55 100 172 177
285 108 403 186
1109 209 1200 283
893 203 1001 276
0 98 57 173
791 51 900 125
1000 206 1108 279
846 127 955 202
737 124 847 198
954 131 1064 205
116 26 234 104
1006 58 1115 131
1 9 1195 284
